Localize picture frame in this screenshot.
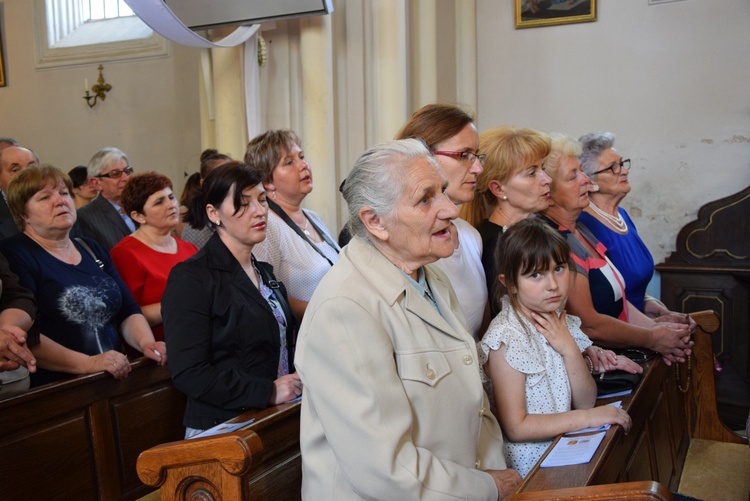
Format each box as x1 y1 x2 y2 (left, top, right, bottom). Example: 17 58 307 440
0 26 5 87
515 0 597 29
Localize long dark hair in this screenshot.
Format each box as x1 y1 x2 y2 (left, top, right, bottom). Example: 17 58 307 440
492 217 575 313
184 161 264 230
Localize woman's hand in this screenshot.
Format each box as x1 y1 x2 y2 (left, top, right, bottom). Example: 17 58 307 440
141 341 167 365
654 312 697 332
584 345 614 372
531 310 579 358
85 350 131 379
486 468 522 500
269 373 302 405
584 346 643 375
0 326 36 372
650 323 692 365
609 355 643 374
585 405 632 434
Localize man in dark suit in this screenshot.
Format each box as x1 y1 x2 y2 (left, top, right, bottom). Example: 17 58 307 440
76 147 135 251
0 146 39 240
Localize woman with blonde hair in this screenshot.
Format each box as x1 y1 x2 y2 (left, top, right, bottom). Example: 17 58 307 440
460 127 552 309
539 134 692 366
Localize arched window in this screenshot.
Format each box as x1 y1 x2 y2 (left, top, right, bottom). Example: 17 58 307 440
34 0 168 68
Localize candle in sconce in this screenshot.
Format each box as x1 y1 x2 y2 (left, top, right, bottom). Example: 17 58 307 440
84 78 89 94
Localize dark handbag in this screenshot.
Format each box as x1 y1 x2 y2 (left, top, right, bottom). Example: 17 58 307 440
594 370 642 397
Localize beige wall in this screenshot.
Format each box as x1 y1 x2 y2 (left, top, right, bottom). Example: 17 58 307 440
0 1 201 194
3 0 748 263
475 0 750 263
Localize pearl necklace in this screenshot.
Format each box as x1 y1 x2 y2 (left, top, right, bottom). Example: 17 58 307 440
589 201 628 233
301 217 310 236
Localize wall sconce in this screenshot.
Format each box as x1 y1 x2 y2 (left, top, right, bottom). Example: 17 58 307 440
83 65 112 108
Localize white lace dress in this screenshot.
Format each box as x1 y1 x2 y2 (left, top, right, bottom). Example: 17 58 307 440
478 295 592 477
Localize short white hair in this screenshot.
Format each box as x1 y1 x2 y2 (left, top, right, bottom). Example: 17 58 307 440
342 138 437 240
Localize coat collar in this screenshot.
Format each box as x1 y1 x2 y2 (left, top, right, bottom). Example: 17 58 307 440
345 238 469 342
203 233 271 312
91 195 130 232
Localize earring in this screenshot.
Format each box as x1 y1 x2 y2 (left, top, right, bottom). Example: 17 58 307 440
271 190 277 199
502 195 508 201
214 220 221 227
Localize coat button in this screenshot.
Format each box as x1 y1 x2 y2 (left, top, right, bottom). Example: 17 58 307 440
463 354 473 365
426 369 436 380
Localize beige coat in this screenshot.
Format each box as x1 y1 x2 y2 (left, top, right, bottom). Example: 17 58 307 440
295 238 507 500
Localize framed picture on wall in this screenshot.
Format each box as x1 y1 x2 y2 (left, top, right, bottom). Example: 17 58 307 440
0 27 5 87
515 0 597 29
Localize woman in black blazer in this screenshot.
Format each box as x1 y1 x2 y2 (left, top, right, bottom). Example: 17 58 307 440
162 162 300 437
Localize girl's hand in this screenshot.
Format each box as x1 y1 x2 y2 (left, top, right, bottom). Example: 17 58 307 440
532 310 579 358
586 405 632 434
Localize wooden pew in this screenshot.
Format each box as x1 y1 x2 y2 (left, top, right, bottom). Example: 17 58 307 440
509 310 748 500
137 401 301 501
136 311 747 501
656 184 750 429
0 358 185 501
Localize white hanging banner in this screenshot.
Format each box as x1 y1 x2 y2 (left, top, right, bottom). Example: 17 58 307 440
124 0 259 48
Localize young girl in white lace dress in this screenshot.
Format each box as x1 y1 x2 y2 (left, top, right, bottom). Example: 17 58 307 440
478 218 639 477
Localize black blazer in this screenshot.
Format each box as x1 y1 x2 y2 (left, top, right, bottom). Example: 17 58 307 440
76 195 131 251
162 233 298 430
0 195 20 240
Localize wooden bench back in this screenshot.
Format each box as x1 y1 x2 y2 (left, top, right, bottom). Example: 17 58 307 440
682 310 745 444
137 401 301 501
134 311 743 501
0 359 185 500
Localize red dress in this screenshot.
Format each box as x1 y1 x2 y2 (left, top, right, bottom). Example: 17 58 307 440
111 235 198 356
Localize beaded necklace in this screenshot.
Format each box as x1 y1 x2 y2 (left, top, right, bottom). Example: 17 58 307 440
589 201 628 233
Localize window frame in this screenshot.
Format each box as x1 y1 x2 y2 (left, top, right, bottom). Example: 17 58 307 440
33 0 169 69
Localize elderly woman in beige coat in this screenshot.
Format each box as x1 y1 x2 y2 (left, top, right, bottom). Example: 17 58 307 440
295 139 520 500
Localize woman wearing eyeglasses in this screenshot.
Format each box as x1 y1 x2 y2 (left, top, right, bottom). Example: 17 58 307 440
395 104 490 339
539 134 692 366
460 127 552 314
577 133 694 328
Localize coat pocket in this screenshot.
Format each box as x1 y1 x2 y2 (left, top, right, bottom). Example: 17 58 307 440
395 350 451 387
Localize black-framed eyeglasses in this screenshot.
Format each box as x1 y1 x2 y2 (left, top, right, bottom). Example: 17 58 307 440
591 158 630 176
432 150 487 166
96 166 134 179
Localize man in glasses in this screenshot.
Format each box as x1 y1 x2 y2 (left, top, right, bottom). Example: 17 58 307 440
77 147 136 250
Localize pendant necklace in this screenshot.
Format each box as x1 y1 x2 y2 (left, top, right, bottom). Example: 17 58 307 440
589 201 628 233
302 217 311 236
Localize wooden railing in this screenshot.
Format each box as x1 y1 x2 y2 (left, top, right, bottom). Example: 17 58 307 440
137 401 301 501
510 309 744 499
135 311 743 501
0 358 185 501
